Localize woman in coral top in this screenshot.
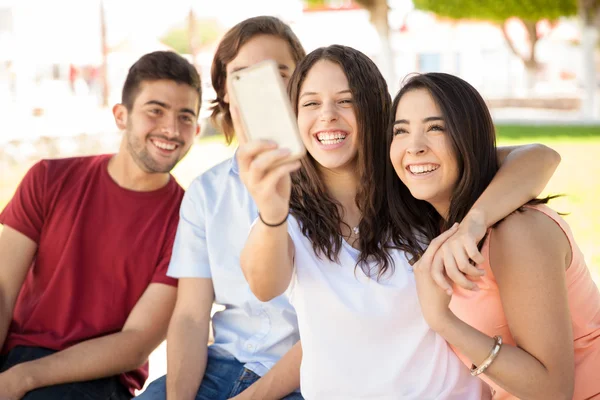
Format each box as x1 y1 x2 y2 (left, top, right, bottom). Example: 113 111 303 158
387 72 600 400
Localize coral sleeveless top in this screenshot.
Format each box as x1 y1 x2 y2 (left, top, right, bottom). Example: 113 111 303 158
450 205 600 399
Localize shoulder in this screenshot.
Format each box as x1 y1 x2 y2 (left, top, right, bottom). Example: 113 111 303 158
23 155 107 191
490 207 571 273
186 157 235 198
43 154 108 178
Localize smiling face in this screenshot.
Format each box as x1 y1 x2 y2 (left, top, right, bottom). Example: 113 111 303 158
296 60 359 171
224 34 297 144
115 79 200 174
389 88 459 218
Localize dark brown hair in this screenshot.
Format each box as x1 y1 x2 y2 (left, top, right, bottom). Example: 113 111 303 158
210 16 306 144
288 45 395 277
121 51 201 113
386 73 554 263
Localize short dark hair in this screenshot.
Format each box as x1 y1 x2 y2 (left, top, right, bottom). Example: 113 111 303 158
210 16 306 144
121 51 202 113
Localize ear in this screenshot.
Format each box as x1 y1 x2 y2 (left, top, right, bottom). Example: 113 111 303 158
195 123 201 137
223 91 229 104
113 104 128 130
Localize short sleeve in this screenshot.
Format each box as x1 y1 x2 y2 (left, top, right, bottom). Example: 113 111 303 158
0 160 47 243
151 225 179 286
167 178 211 278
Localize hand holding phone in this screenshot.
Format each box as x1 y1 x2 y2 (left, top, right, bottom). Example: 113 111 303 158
230 60 305 163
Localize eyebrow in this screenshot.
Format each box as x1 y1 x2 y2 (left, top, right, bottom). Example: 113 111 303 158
144 100 196 117
299 89 352 99
232 64 290 73
393 116 444 125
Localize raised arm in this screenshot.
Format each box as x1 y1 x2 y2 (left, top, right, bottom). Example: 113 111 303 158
476 143 560 227
237 141 301 301
3 282 176 395
430 143 561 293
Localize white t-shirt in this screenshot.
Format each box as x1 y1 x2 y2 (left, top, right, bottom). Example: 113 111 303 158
287 216 488 400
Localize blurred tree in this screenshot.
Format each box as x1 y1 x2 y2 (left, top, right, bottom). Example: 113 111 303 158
161 16 222 56
413 0 577 88
305 0 396 89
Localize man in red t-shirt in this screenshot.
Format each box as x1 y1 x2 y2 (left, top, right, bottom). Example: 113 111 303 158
0 51 201 399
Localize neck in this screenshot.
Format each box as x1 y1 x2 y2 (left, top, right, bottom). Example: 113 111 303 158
431 200 450 223
318 164 361 228
108 149 170 192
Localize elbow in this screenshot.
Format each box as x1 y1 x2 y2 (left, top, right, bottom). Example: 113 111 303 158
129 345 154 371
536 143 561 170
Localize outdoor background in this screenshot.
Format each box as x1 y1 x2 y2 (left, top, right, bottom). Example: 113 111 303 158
0 0 599 394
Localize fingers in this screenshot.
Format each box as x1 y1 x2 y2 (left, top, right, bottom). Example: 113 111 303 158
442 245 479 291
247 148 297 187
464 240 485 265
430 252 453 295
451 243 485 278
236 140 278 177
262 160 302 189
420 223 459 265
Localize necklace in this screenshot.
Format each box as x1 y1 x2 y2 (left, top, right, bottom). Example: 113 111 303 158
352 225 359 235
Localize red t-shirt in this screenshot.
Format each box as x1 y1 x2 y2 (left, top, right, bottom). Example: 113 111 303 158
0 154 181 393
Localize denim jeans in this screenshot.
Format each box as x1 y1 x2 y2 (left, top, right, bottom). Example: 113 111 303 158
136 354 304 400
0 346 131 400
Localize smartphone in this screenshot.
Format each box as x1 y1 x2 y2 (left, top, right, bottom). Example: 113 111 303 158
230 60 305 162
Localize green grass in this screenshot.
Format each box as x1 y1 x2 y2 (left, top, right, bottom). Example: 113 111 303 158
496 124 600 142
495 125 600 283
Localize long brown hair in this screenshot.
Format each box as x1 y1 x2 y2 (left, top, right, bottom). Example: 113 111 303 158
288 45 395 277
210 16 306 144
386 73 555 263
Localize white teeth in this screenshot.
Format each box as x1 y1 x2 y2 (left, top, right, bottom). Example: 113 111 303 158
317 132 347 143
409 164 439 174
319 138 345 145
152 140 176 151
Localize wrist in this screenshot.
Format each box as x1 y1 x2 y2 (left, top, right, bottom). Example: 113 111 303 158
12 362 39 393
464 207 488 228
258 211 289 227
430 311 460 337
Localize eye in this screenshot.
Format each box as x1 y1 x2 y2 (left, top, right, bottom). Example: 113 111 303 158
428 124 445 132
302 101 319 107
148 108 162 116
180 115 194 124
339 98 353 104
393 127 408 136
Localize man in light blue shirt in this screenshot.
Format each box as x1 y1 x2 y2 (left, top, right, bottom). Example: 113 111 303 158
137 16 306 400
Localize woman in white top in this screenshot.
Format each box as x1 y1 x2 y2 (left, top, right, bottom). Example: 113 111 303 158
236 45 560 399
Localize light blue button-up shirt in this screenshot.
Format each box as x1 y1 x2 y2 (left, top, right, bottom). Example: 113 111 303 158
167 153 300 376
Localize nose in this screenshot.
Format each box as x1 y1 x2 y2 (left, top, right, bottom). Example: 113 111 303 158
319 102 338 123
406 134 427 155
160 115 180 138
